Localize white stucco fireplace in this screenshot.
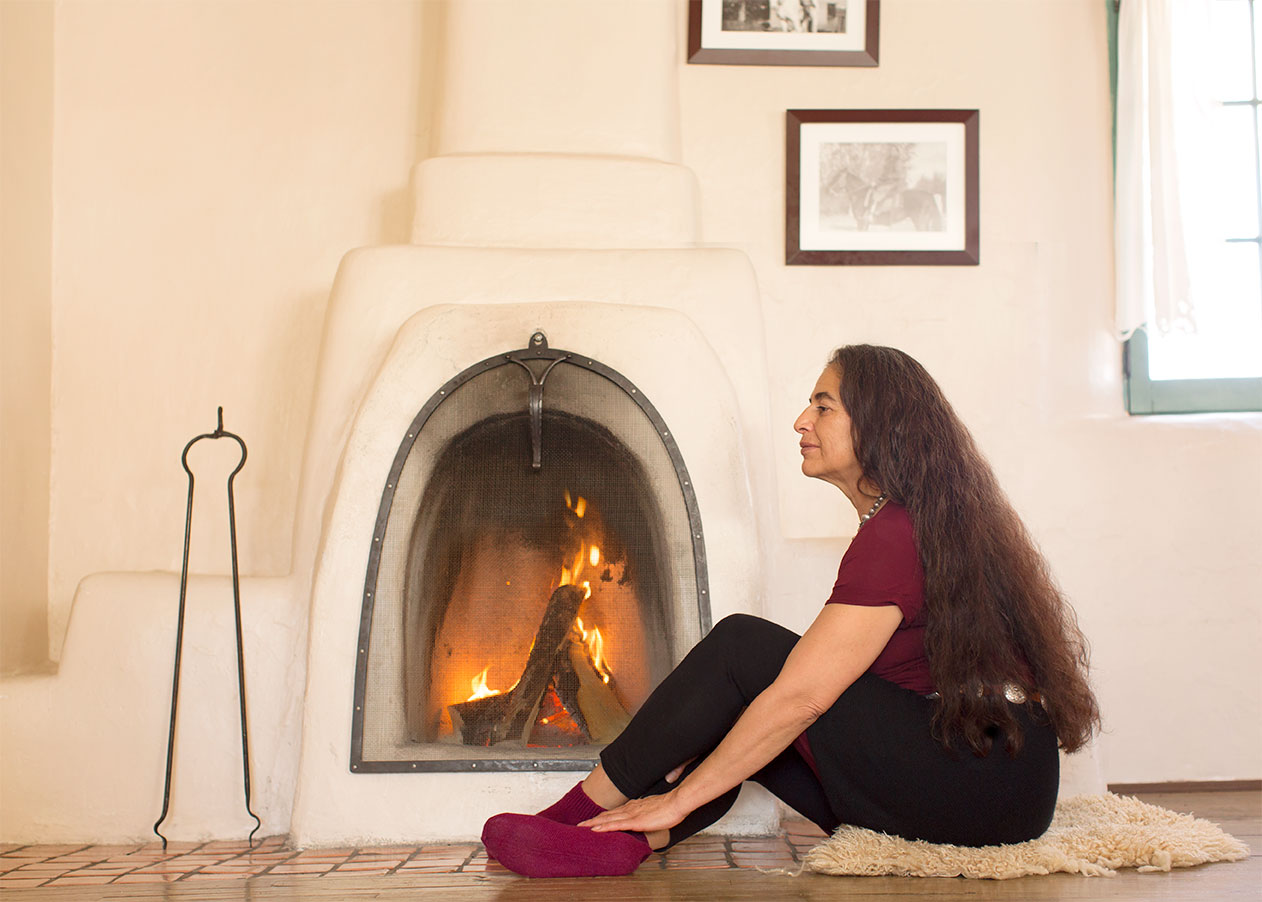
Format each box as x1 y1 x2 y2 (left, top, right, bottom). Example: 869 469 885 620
278 0 780 843
290 290 773 843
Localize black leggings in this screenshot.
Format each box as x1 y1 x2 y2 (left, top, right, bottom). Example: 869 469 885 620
599 614 1060 848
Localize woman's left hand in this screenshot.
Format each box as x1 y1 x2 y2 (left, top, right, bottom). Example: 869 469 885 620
579 791 688 835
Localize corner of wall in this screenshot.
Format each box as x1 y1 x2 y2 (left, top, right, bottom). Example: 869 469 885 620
0 0 54 672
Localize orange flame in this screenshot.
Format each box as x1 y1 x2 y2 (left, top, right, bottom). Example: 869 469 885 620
560 496 606 672
467 666 501 701
559 492 598 591
564 491 587 519
559 542 595 589
574 617 613 684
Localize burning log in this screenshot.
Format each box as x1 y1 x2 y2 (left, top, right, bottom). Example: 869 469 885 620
448 690 515 747
447 582 632 748
492 584 586 743
549 651 590 738
566 637 631 742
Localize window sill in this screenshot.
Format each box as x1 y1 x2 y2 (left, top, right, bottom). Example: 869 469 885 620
1123 330 1262 415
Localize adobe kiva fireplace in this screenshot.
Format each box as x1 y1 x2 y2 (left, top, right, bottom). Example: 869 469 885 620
287 0 778 845
291 298 770 845
352 332 710 772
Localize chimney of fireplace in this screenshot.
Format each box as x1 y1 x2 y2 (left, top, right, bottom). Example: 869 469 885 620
410 0 700 249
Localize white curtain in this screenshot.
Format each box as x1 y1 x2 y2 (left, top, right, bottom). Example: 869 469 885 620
1115 0 1216 338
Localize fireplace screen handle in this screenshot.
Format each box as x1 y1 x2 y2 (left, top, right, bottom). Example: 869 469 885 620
527 380 545 469
508 333 568 471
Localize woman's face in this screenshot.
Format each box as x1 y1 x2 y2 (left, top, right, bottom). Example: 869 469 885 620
794 367 863 492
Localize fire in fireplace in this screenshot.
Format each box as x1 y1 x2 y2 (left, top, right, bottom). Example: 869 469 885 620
351 333 710 772
410 410 665 750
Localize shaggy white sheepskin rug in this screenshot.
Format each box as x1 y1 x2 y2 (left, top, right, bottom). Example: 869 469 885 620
803 793 1250 879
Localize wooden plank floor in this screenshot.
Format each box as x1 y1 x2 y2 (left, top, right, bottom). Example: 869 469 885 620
1 790 1256 901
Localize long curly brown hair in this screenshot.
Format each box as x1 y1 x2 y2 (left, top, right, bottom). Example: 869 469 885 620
830 345 1100 756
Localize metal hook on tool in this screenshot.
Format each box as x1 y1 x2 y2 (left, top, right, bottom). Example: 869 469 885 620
154 407 260 849
506 332 568 471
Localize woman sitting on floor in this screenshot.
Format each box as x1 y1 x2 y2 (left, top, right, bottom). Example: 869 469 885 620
481 343 1101 878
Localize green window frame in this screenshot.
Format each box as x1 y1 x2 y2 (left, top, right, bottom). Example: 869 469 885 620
1124 328 1262 414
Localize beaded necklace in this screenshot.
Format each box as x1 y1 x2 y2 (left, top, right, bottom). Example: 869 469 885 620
858 492 888 528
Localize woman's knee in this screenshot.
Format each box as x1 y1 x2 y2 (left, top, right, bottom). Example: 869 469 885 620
697 614 798 679
707 613 788 648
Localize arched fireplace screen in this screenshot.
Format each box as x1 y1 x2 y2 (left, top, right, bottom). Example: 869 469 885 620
351 332 710 772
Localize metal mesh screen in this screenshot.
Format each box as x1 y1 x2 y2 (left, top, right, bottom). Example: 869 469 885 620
352 339 707 772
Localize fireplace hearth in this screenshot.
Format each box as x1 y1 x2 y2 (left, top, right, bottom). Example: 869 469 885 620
351 333 710 772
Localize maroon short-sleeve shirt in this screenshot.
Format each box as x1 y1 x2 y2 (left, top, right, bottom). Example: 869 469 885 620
825 501 933 695
793 501 934 775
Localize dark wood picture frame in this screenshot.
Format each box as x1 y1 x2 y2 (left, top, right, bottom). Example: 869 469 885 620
687 0 879 67
786 109 980 266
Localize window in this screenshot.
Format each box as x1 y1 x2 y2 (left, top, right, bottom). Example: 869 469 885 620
1115 0 1262 414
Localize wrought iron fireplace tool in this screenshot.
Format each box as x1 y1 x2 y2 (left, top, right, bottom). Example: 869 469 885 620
153 408 261 848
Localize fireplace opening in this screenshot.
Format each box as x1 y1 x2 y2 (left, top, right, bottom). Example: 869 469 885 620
351 333 710 772
406 411 670 749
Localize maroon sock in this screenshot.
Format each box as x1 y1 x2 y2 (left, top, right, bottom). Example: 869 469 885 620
481 812 651 878
537 781 605 825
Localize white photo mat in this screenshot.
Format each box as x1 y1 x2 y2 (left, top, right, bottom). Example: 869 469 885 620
798 121 967 252
700 0 868 52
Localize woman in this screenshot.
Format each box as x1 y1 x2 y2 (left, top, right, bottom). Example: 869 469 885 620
481 344 1100 878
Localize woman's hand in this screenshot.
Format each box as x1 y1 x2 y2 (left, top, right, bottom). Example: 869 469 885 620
579 790 688 835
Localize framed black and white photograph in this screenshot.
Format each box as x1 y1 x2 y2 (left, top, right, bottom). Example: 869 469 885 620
687 0 879 67
786 109 980 265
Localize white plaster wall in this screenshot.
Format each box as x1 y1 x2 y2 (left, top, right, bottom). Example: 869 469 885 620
2 0 1259 845
434 0 681 160
0 572 301 842
680 0 1262 784
41 0 436 660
